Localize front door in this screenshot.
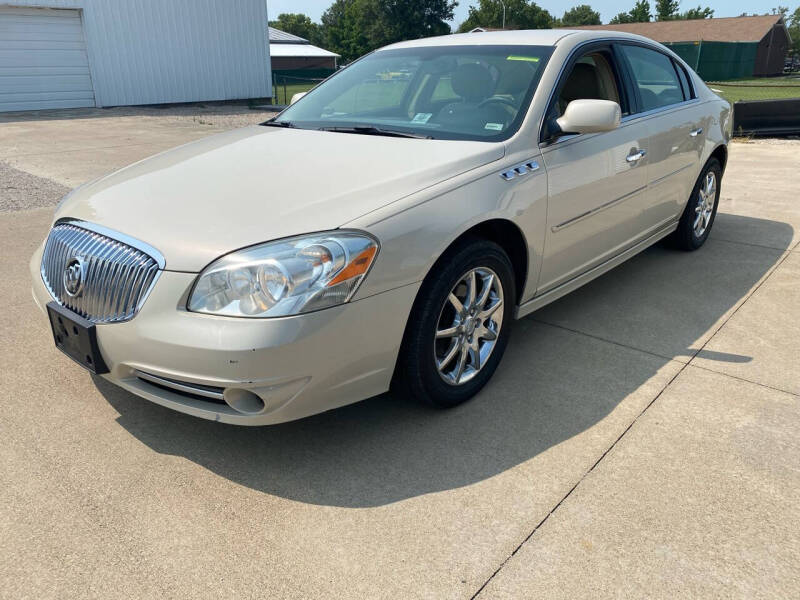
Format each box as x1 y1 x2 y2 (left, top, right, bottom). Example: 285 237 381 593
537 47 649 293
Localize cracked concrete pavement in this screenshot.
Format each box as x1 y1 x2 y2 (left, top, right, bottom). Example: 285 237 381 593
1 107 798 598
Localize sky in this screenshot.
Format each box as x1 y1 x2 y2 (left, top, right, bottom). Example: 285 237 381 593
266 0 776 28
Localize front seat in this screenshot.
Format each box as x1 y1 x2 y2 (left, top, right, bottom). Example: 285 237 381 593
558 62 602 114
438 63 503 126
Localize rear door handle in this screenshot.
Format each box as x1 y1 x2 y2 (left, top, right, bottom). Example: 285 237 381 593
626 149 647 163
690 127 703 137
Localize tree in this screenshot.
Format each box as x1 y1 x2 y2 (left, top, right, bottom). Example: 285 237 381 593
787 7 800 58
322 0 457 63
381 0 457 40
681 6 713 19
654 0 680 20
269 13 324 46
654 0 714 21
609 0 651 24
457 0 554 32
772 6 789 19
560 4 601 27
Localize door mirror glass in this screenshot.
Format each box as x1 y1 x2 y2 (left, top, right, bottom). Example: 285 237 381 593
556 99 621 135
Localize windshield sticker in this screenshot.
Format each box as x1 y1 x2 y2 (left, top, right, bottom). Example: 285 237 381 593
506 55 540 62
484 123 503 131
411 112 433 124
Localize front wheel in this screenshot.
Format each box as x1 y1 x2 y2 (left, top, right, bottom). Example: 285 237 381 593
394 239 515 408
671 157 722 250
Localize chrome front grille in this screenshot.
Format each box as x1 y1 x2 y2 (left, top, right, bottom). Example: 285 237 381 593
41 221 163 323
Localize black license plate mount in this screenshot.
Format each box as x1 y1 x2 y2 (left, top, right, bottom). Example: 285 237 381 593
46 302 109 374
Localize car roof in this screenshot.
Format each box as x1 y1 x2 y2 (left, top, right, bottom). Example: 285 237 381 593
380 29 659 51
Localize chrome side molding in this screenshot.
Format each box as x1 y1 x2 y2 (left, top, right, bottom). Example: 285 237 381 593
500 160 540 181
551 185 647 233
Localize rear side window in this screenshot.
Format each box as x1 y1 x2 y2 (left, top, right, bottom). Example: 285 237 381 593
674 61 694 100
620 45 686 112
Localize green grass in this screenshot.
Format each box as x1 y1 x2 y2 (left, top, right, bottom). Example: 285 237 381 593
706 76 800 103
272 82 318 105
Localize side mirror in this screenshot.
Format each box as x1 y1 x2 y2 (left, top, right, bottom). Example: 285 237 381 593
290 92 307 105
556 99 621 135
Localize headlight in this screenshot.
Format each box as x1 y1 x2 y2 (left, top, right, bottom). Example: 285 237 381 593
188 231 378 318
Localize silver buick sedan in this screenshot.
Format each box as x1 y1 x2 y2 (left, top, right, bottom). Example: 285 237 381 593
31 29 731 425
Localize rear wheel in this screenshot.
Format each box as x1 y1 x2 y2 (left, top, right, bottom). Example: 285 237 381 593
394 239 515 408
671 158 722 250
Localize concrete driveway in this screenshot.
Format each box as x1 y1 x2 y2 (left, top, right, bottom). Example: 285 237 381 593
1 107 799 598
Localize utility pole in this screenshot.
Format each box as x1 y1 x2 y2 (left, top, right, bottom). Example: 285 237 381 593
499 0 506 29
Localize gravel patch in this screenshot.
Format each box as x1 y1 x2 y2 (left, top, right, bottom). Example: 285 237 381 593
0 103 279 130
0 161 69 212
732 137 800 145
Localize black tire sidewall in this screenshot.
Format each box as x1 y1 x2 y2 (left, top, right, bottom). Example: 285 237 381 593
397 238 516 408
676 158 722 250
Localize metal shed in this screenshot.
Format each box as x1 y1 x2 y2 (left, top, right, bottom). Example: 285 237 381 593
268 27 339 75
0 0 272 112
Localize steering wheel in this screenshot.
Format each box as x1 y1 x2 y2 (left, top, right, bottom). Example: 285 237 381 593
477 96 518 110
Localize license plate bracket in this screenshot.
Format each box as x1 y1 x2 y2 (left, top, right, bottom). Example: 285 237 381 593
47 302 109 374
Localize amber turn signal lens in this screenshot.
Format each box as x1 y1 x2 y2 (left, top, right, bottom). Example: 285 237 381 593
328 246 377 286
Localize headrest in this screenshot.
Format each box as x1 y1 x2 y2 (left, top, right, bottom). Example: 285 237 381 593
499 62 535 95
451 63 495 103
560 63 601 104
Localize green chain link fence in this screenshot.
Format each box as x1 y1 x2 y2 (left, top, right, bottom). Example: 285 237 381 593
271 72 331 105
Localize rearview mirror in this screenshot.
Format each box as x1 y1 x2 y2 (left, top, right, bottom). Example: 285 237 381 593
556 99 621 135
290 92 307 105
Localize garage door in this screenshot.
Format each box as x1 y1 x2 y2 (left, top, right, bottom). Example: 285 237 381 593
0 7 95 112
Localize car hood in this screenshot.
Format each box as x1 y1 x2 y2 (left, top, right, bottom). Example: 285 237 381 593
56 126 504 272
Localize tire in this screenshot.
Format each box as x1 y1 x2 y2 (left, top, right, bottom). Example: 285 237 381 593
393 237 515 408
671 157 722 251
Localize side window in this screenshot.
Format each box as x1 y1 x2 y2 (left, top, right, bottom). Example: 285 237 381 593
620 45 685 112
556 52 622 116
542 49 625 141
674 61 694 100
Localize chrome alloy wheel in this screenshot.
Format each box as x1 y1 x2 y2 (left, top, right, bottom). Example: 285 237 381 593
693 171 717 238
434 267 504 386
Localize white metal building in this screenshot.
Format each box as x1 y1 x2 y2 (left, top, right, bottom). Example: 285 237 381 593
0 0 272 112
268 27 338 71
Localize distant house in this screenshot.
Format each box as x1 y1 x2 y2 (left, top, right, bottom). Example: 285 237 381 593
268 27 339 74
569 15 791 79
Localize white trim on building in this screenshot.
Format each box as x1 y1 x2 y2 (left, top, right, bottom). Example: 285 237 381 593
267 26 339 61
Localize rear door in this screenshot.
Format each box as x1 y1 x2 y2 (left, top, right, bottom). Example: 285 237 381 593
617 44 706 232
537 44 649 293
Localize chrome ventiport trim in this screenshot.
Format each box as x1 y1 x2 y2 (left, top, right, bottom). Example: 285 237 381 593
135 370 226 401
500 159 540 181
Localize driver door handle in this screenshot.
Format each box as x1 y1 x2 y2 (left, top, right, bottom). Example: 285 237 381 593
690 127 704 137
626 149 647 163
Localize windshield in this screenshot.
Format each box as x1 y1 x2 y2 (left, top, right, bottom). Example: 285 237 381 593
272 45 553 141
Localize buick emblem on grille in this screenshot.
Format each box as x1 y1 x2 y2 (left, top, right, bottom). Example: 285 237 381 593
63 256 86 297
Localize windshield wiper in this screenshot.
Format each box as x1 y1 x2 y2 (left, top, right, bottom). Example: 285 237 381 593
261 119 296 128
318 126 432 139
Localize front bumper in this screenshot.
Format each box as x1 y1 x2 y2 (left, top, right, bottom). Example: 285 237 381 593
30 244 419 425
